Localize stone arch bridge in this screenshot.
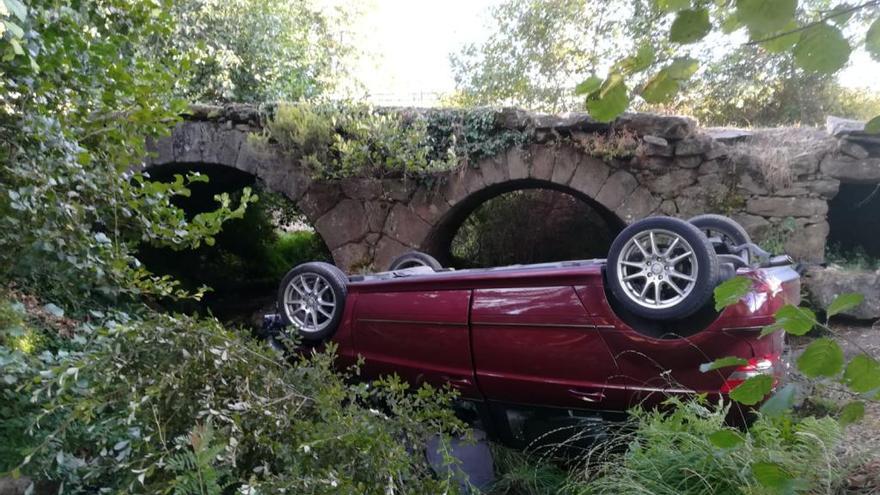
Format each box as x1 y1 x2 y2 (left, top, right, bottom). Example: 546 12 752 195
145 105 880 282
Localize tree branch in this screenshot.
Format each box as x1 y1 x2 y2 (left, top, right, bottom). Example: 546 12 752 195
745 0 880 46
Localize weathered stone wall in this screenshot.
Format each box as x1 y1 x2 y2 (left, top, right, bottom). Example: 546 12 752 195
144 105 880 281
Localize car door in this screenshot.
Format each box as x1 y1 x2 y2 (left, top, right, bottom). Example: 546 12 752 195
352 289 479 398
470 286 623 410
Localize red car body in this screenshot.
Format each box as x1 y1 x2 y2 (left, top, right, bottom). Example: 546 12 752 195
320 260 798 415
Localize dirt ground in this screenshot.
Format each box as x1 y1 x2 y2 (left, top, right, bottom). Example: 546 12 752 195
789 321 880 493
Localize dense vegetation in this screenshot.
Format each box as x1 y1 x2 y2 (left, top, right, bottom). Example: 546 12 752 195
2 0 880 494
0 1 466 493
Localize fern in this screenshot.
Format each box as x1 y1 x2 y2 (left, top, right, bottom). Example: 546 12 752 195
167 423 230 495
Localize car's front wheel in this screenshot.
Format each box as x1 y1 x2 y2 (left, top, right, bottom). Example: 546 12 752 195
277 262 348 341
606 216 719 321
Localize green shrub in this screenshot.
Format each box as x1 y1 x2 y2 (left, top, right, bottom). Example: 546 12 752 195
263 102 459 180
2 295 467 494
576 398 845 495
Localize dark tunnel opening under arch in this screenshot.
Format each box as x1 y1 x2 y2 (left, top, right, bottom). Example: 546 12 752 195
424 179 627 269
137 163 331 325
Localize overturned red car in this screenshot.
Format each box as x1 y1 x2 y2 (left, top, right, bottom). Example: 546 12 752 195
266 215 798 442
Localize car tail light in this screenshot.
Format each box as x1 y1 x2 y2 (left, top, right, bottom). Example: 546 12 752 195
720 354 781 393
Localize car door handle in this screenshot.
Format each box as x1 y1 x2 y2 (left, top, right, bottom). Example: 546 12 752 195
568 389 605 402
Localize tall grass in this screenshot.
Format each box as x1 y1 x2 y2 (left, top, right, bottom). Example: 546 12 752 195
568 399 845 495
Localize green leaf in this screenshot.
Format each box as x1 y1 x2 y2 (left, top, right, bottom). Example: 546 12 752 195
700 356 748 373
751 461 794 490
613 45 655 75
9 37 23 55
729 374 773 405
797 338 844 378
720 12 742 34
0 1 7 17
574 76 603 96
709 429 744 449
793 23 852 74
844 354 880 394
665 57 700 79
759 383 797 417
760 21 801 53
640 57 699 104
655 0 690 13
4 19 23 38
761 305 815 337
736 0 797 36
826 292 864 318
714 276 753 311
866 116 880 135
586 78 629 122
839 401 865 426
669 8 711 44
4 0 25 21
868 18 880 62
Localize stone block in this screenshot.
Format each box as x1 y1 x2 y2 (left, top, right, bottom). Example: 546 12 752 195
806 178 840 199
529 145 556 181
596 170 639 210
569 156 611 198
675 135 713 156
616 186 662 223
820 156 880 183
299 182 344 220
315 199 368 249
332 243 371 273
409 189 451 224
746 196 828 218
644 169 697 196
805 266 880 320
384 203 433 248
373 235 410 272
673 155 702 169
550 146 581 185
364 200 392 232
613 113 696 140
839 139 870 160
477 155 509 186
784 220 828 263
506 148 529 180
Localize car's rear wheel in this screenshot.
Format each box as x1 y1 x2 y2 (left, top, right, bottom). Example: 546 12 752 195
607 216 719 321
689 214 751 256
277 262 347 341
388 251 443 271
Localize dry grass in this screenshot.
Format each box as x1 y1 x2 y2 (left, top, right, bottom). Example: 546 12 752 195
727 127 836 188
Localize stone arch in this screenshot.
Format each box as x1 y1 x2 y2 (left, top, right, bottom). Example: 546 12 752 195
416 143 662 266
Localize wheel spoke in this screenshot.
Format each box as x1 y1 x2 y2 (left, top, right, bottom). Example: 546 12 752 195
649 232 658 257
623 272 646 281
669 251 693 264
621 260 644 269
317 306 331 318
634 239 649 258
669 270 695 282
653 280 661 305
318 299 335 308
639 280 652 299
665 280 684 296
663 237 679 256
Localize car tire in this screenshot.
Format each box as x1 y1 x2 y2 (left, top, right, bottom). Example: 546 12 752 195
607 216 719 321
277 262 348 342
388 251 443 271
688 214 751 256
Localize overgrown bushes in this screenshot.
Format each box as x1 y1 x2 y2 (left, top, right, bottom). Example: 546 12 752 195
0 291 466 493
259 103 530 180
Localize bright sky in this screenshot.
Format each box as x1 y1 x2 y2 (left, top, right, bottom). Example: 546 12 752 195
321 0 879 106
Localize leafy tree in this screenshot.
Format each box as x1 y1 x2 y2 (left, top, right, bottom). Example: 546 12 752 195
452 0 880 126
166 0 355 103
577 0 880 130
0 0 252 311
449 0 658 112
